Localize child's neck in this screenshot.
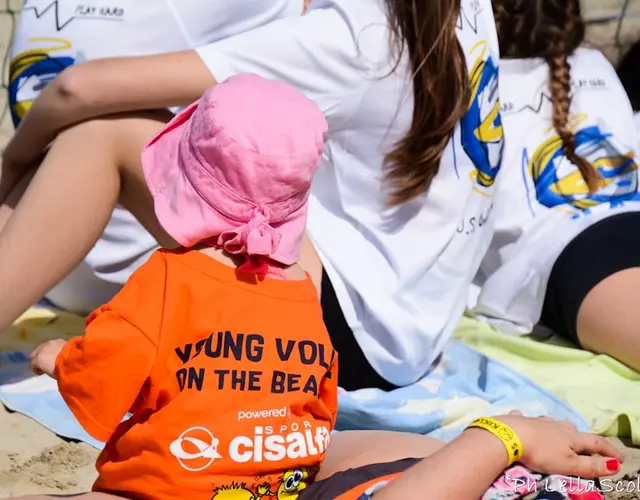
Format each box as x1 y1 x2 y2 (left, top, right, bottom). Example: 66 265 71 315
196 246 307 281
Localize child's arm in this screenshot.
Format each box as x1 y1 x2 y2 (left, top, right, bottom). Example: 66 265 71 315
53 309 158 443
39 252 167 444
370 414 623 500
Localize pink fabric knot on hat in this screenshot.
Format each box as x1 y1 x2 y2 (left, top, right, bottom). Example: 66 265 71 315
217 207 281 257
217 207 290 279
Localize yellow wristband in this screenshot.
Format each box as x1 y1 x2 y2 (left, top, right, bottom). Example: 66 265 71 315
467 417 523 466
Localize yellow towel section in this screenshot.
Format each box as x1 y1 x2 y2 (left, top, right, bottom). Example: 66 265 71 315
0 307 86 352
455 316 640 445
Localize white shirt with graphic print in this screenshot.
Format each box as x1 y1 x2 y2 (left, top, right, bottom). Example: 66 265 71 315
197 0 504 386
9 0 302 313
472 47 640 334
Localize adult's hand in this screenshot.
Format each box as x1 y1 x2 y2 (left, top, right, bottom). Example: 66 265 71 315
497 413 624 478
372 412 623 500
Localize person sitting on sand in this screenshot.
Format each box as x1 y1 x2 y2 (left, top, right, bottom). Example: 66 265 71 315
472 0 640 373
26 74 337 500
6 0 302 315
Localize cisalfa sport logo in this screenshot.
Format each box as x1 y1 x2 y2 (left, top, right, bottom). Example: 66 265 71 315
169 427 223 472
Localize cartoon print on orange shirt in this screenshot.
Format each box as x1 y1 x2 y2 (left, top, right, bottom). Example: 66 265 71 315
211 481 270 500
275 468 311 498
211 468 313 500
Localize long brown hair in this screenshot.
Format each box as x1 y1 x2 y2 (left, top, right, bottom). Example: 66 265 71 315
493 0 601 193
384 0 469 206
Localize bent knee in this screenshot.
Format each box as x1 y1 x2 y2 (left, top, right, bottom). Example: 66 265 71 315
54 112 170 168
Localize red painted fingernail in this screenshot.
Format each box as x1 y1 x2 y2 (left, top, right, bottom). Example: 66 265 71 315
606 459 619 471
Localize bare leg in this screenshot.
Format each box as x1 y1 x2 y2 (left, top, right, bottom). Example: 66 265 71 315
317 430 445 480
576 268 640 372
0 111 176 332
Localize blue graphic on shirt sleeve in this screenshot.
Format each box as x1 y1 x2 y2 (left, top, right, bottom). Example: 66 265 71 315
9 38 76 128
460 41 504 189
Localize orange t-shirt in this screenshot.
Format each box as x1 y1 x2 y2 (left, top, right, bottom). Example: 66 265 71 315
55 249 338 500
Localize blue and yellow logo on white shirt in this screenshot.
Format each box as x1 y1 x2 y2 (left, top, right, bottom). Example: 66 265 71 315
461 41 504 191
9 37 76 127
527 114 639 214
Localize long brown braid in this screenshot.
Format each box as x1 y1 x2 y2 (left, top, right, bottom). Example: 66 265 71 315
493 0 601 193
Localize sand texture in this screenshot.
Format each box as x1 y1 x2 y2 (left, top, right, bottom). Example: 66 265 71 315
0 404 98 497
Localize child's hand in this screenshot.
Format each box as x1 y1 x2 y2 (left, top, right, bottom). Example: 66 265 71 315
496 412 624 478
29 339 67 378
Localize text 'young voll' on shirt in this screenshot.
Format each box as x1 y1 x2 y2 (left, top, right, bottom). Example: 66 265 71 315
55 249 338 500
196 0 504 386
472 48 640 334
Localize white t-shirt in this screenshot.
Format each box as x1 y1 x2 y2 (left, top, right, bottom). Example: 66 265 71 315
472 48 640 334
635 112 640 131
197 0 504 386
9 0 301 313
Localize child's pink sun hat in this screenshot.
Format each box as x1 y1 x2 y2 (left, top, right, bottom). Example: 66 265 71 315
142 74 327 266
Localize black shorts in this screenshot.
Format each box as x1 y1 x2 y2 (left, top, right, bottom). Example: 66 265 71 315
321 213 640 383
299 458 419 500
321 270 398 392
541 212 640 345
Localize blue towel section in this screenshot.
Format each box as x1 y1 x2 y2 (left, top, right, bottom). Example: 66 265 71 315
337 341 589 442
0 341 588 450
0 351 104 449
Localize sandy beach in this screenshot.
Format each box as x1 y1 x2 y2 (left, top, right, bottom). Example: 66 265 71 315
0 404 98 497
